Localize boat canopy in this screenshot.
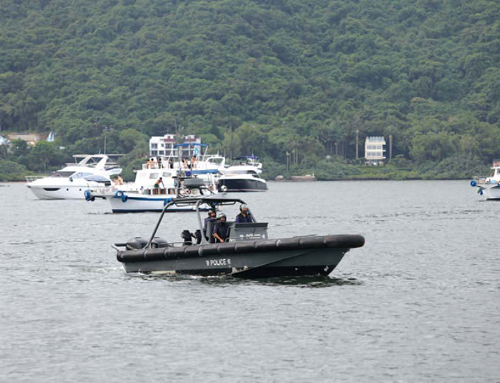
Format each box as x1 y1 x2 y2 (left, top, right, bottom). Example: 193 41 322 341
148 195 248 246
166 195 246 207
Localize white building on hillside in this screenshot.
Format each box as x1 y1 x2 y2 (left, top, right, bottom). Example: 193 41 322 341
149 134 201 158
365 136 386 165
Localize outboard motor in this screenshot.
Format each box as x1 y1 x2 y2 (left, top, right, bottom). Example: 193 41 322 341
151 237 169 248
181 230 194 246
126 237 148 250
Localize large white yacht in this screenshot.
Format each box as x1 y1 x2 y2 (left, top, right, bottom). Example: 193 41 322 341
218 156 268 192
470 160 500 200
26 154 122 200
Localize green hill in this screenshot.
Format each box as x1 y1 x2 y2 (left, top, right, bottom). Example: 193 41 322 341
1 0 499 179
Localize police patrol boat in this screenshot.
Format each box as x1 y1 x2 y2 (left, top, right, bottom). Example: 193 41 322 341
113 196 365 278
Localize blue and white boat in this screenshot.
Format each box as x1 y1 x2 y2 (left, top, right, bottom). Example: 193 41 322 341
87 156 217 213
470 160 500 200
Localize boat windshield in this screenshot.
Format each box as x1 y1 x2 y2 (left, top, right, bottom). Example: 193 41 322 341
49 171 75 178
207 157 224 165
71 172 94 179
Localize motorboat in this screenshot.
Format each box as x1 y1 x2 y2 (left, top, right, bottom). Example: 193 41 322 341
86 156 217 212
113 196 365 278
26 154 122 200
470 160 500 200
218 156 267 192
218 171 268 192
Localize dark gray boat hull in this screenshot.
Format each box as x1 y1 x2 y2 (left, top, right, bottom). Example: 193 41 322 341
117 235 364 278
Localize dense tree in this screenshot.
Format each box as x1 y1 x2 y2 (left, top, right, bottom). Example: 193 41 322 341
0 0 499 178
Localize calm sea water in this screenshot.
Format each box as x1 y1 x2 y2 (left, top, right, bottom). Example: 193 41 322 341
1 181 499 382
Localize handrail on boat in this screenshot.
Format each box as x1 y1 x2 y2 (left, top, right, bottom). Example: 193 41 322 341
25 176 46 183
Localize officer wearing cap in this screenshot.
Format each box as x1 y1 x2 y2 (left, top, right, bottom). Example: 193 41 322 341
213 213 230 243
235 204 254 223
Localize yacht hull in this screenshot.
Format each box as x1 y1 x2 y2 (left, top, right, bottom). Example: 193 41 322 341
484 184 500 200
218 178 268 192
91 191 210 213
27 184 90 200
108 194 199 213
117 235 364 278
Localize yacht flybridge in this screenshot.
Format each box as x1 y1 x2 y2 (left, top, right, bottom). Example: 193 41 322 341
26 154 122 200
113 196 365 278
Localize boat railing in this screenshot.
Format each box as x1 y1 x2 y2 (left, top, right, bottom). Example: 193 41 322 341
91 184 180 196
473 176 490 184
25 176 46 183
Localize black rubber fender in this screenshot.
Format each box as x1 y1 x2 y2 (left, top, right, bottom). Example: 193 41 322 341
117 235 365 263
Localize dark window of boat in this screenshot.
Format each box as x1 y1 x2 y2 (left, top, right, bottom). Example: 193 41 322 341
49 171 75 178
43 188 60 191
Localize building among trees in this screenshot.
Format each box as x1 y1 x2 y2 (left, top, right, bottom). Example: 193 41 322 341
149 134 201 158
365 136 386 165
7 133 46 146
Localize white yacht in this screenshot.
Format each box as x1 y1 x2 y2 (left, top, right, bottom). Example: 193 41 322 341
26 154 122 200
470 160 500 200
218 156 267 192
87 157 217 213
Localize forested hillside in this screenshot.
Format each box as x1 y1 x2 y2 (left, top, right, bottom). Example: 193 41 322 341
1 0 500 179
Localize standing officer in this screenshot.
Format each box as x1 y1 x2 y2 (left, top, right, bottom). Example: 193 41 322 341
213 213 230 243
235 204 254 223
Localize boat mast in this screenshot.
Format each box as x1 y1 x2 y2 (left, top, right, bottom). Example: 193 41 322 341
196 199 208 244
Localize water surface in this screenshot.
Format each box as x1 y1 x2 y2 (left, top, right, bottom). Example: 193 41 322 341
1 181 499 382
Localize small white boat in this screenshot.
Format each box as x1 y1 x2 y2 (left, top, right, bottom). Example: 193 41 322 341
87 157 217 212
470 160 500 200
26 154 122 200
218 156 267 192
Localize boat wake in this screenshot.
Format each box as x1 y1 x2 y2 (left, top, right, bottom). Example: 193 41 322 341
128 272 361 288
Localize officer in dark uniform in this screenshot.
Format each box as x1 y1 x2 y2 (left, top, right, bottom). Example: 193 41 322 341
235 204 254 223
203 210 217 240
213 213 230 243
